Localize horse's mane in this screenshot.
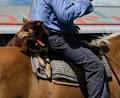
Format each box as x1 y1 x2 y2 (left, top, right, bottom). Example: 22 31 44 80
99 32 120 45
103 32 120 40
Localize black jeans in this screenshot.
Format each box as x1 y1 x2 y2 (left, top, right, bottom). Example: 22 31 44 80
48 34 109 98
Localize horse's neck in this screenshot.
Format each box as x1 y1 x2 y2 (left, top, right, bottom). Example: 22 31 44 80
107 38 120 49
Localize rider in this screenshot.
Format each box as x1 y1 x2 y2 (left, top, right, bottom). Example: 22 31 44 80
30 0 109 98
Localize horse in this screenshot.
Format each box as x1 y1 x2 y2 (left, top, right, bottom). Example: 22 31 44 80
0 18 120 98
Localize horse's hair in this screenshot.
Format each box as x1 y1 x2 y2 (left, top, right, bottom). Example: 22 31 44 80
98 32 120 46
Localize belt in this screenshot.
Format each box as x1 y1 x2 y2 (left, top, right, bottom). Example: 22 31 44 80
48 30 62 36
47 29 78 37
44 26 79 36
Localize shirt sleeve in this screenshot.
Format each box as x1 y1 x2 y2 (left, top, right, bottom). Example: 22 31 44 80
48 0 94 23
29 0 49 22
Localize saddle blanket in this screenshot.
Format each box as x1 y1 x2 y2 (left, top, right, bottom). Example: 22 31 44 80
31 55 112 83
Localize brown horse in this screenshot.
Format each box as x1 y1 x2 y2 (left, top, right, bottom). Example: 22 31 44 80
0 19 120 98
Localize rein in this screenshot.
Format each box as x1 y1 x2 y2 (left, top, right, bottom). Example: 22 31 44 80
105 53 120 67
100 43 120 86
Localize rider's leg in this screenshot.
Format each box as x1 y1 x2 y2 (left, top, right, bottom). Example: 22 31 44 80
48 35 109 98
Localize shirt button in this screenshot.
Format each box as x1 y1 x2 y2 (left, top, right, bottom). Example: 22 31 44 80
55 39 59 42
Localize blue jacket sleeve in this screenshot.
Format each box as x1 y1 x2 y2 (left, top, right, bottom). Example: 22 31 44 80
48 0 94 23
30 0 49 22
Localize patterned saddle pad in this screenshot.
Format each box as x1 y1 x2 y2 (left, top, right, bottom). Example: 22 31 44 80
51 60 81 83
31 56 112 84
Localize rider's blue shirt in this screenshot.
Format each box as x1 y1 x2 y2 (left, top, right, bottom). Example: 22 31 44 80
30 0 93 33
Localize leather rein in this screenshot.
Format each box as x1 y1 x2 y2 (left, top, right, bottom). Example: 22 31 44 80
99 42 120 86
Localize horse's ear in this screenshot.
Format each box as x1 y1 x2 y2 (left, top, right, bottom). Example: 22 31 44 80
23 18 29 24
